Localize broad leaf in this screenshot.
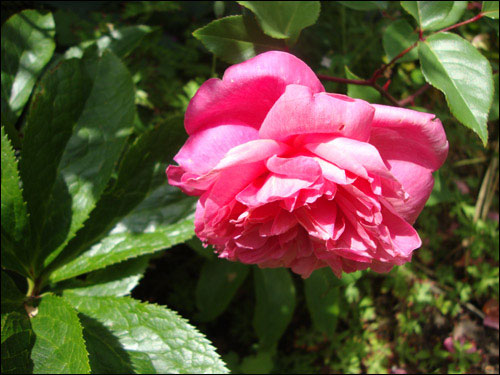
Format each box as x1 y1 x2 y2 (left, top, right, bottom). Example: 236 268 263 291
64 295 229 374
195 259 250 321
483 1 499 19
337 1 388 10
1 128 31 276
49 217 194 283
490 73 499 121
401 1 454 30
430 1 468 30
1 312 35 374
304 268 342 336
253 268 295 350
1 271 25 315
345 66 381 103
419 33 493 145
237 1 320 45
1 10 55 144
193 15 285 64
382 19 418 62
30 294 90 374
60 256 151 297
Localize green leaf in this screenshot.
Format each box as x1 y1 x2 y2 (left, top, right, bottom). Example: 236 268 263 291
64 295 229 374
60 255 151 297
49 217 194 283
304 268 341 336
1 271 25 315
1 127 31 276
30 294 90 374
193 15 285 64
483 1 499 19
253 268 295 350
337 1 388 10
401 1 454 30
345 66 381 103
1 312 35 374
195 259 250 321
237 1 320 45
489 73 499 121
46 116 186 275
419 33 493 145
430 1 468 30
1 10 55 136
382 19 419 62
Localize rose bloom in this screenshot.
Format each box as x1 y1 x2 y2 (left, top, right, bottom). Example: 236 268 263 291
167 51 448 278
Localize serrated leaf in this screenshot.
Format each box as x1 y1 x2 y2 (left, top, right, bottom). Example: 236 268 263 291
1 10 55 137
1 312 35 374
30 294 90 374
193 15 285 64
46 116 186 275
1 127 31 276
401 1 454 30
382 19 419 62
64 295 229 374
483 1 499 19
253 268 295 350
60 255 150 297
337 1 388 10
304 268 341 336
489 73 499 121
49 217 194 283
345 66 381 103
237 1 320 45
419 33 493 145
195 259 250 321
1 271 25 315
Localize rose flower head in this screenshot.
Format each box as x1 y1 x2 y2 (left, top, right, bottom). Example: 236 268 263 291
167 51 448 278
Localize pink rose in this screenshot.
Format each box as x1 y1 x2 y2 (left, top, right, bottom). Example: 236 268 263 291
167 51 448 278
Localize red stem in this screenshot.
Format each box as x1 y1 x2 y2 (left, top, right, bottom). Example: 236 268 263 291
398 84 431 106
436 12 484 34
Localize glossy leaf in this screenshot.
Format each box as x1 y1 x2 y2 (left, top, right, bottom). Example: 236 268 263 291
253 268 295 350
49 217 194 283
1 10 55 136
1 128 31 276
337 1 388 10
419 33 493 145
195 259 250 321
431 1 468 30
382 19 418 62
489 73 499 121
237 1 320 45
482 1 499 19
345 66 381 103
401 1 454 30
1 312 35 374
64 295 229 374
304 268 342 336
193 15 285 64
30 294 90 374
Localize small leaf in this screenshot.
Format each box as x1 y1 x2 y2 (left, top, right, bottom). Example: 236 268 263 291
382 19 419 62
1 127 31 276
237 1 320 45
49 217 194 283
30 294 90 374
253 268 295 350
401 1 454 30
304 268 342 336
193 15 285 64
482 1 499 19
337 1 388 11
1 312 35 374
345 66 381 103
195 259 250 321
419 32 493 145
1 10 56 134
64 295 229 374
60 255 151 297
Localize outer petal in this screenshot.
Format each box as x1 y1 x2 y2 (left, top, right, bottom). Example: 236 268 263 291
185 51 324 135
259 85 374 142
369 105 449 223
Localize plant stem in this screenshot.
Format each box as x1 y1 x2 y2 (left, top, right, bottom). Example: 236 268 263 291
398 84 431 106
436 12 485 34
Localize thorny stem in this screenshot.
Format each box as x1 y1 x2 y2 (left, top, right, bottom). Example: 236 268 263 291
317 12 487 107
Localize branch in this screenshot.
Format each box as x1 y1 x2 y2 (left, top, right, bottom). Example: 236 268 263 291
398 84 431 106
